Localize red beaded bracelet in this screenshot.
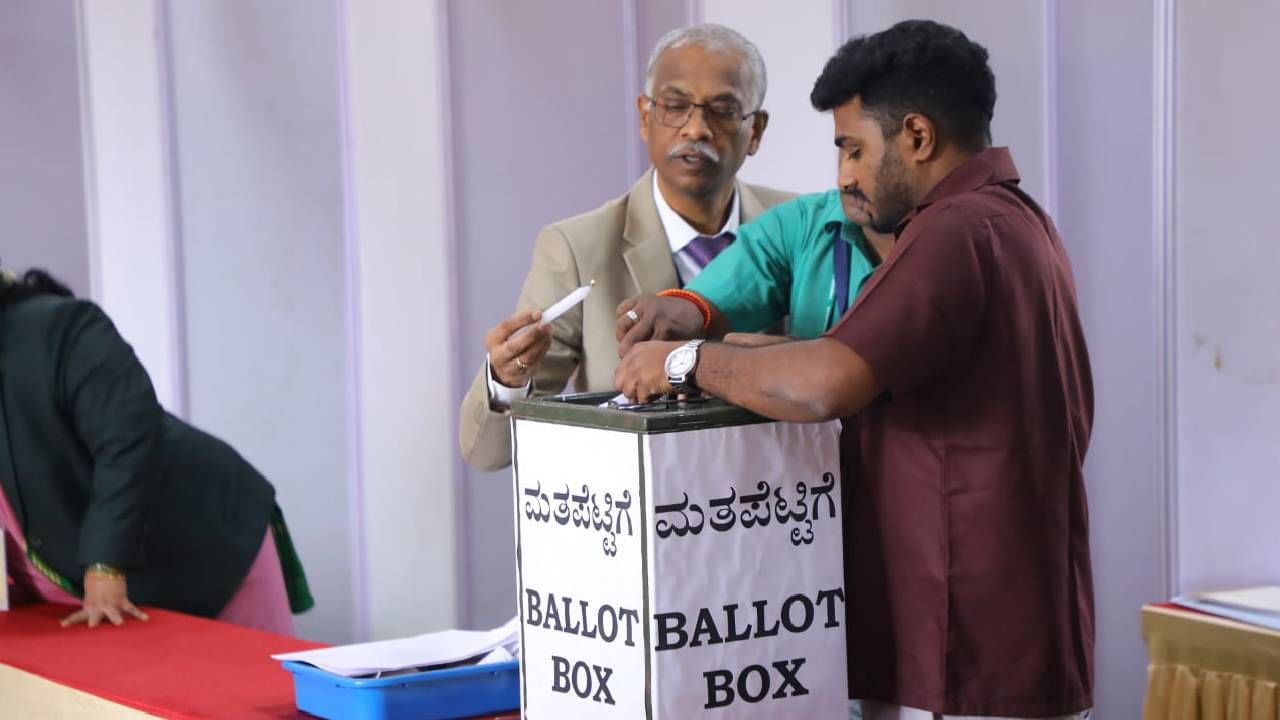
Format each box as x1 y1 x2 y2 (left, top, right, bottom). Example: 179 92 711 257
657 288 713 332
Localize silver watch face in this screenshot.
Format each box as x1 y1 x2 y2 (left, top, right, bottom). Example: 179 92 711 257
666 347 696 376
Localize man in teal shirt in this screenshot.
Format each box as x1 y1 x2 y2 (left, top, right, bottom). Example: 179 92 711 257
616 166 893 350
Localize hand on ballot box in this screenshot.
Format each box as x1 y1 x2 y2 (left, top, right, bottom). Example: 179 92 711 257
611 331 788 407
615 293 707 357
614 340 684 403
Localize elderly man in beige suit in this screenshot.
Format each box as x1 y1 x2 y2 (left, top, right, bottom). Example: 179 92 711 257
459 23 792 471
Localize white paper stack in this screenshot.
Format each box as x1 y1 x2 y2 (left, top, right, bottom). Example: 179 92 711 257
1172 585 1280 632
272 616 520 678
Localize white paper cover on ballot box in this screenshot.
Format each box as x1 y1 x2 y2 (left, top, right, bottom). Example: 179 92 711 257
512 410 846 719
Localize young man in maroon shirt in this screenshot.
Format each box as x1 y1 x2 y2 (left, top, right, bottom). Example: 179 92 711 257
615 20 1094 720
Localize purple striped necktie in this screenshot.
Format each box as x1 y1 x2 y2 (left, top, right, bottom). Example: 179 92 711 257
684 231 735 269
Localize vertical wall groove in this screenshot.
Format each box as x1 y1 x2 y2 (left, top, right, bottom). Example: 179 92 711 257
833 0 851 46
154 0 190 419
73 0 102 300
1042 0 1061 220
685 0 702 24
436 0 471 630
334 0 371 643
1152 0 1180 599
621 0 643 183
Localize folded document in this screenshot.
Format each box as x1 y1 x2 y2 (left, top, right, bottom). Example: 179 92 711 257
1171 585 1280 632
272 615 520 677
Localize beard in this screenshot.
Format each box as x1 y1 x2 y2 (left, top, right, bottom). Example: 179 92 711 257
869 143 916 234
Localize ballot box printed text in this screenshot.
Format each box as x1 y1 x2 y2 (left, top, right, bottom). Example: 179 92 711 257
513 417 846 719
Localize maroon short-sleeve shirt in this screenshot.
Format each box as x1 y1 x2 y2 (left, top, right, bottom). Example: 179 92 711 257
828 148 1095 716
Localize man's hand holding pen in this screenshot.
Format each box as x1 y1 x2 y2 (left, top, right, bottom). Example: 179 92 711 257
486 310 552 387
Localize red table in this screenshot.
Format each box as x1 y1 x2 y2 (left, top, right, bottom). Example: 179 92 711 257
0 604 519 719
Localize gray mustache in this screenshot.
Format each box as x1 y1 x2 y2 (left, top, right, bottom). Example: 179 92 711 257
668 141 720 164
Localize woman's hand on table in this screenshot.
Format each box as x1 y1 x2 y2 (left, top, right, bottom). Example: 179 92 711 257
61 565 149 628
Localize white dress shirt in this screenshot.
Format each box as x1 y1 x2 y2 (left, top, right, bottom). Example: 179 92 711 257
652 171 740 286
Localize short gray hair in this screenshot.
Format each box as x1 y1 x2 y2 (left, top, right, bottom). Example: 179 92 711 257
643 24 767 111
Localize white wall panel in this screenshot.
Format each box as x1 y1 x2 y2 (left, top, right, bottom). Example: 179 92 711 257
340 0 458 639
78 0 185 412
0 0 90 295
1174 2 1280 593
702 0 842 194
166 0 356 643
1057 0 1164 714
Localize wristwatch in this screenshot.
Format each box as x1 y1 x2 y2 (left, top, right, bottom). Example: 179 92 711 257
664 339 705 392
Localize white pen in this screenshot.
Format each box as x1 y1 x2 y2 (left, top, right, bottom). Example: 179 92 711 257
515 279 595 336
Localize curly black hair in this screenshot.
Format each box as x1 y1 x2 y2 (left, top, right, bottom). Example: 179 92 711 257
811 20 996 152
0 265 74 306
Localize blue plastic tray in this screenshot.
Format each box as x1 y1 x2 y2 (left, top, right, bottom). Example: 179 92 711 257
281 659 520 720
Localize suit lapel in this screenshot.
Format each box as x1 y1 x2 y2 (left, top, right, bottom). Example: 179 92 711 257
737 180 767 224
622 168 680 294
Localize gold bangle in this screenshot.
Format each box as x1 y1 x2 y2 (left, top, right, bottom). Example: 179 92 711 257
86 562 124 579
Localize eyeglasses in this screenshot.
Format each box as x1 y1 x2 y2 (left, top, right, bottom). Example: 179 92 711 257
646 96 758 132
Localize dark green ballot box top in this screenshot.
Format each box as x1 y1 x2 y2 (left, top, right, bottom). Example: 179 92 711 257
511 391 770 434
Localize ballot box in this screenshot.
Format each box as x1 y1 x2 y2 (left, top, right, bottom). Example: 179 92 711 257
511 392 847 719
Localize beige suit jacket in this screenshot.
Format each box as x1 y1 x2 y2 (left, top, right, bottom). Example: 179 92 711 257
458 168 793 471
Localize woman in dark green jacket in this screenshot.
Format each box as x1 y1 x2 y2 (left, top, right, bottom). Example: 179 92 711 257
0 268 311 631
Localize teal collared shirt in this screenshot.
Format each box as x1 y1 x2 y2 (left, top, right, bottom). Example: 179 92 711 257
687 189 878 339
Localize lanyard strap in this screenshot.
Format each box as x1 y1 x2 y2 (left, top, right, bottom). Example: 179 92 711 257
833 232 852 319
